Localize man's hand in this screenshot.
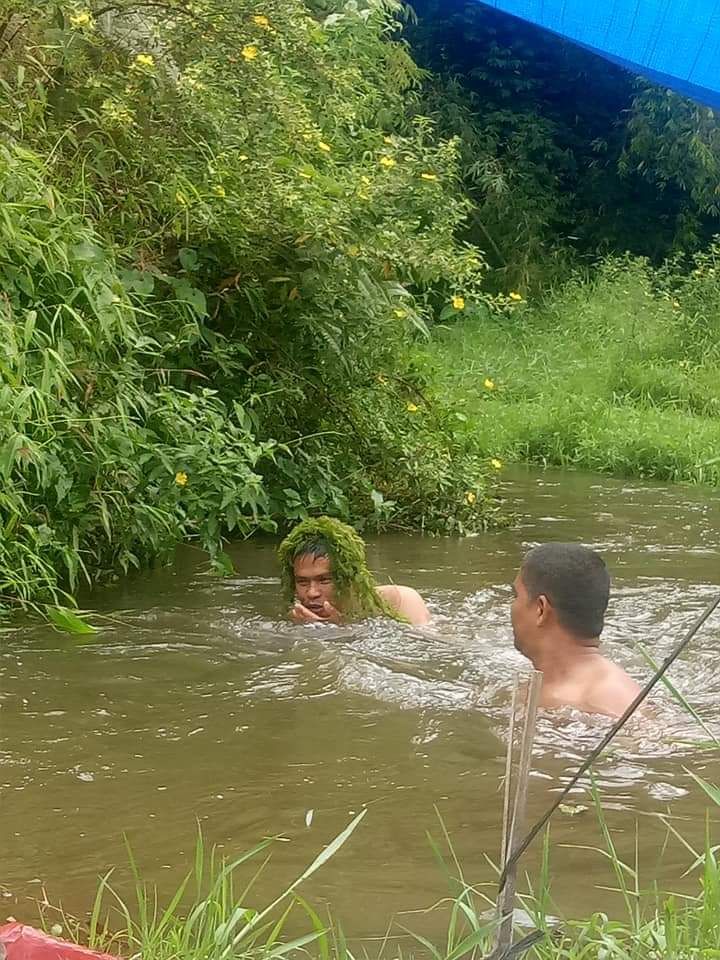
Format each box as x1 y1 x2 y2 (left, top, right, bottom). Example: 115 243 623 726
291 601 343 625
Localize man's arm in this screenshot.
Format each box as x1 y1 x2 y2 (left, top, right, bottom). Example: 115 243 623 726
378 584 431 626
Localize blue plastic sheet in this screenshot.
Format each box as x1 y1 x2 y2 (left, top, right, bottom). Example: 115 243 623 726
480 0 720 108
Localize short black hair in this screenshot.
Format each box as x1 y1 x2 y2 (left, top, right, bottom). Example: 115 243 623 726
520 543 610 641
292 538 331 562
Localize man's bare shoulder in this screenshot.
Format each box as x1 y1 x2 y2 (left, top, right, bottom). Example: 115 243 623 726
592 657 642 717
377 584 431 625
542 655 641 719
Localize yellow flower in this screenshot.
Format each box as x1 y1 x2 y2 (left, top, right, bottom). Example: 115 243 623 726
175 471 188 487
465 491 477 505
379 156 396 169
672 299 680 309
69 10 93 28
347 245 360 257
406 402 419 413
242 45 259 61
484 377 495 390
509 291 523 302
318 141 332 153
383 136 394 144
175 190 188 206
252 14 270 27
212 184 226 197
393 308 407 319
361 175 371 185
420 172 438 181
238 154 249 162
491 458 503 470
452 295 465 310
134 53 155 68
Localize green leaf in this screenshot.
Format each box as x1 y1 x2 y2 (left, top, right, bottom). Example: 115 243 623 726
211 551 235 577
179 248 199 271
687 771 720 807
71 240 105 263
0 433 23 479
174 280 207 317
46 606 98 635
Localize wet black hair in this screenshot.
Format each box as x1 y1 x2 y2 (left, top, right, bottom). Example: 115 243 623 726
293 537 331 561
520 543 610 641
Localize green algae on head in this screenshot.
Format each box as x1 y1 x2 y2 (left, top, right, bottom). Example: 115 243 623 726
277 516 407 622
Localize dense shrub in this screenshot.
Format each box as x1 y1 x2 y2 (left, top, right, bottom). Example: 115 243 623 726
0 0 503 616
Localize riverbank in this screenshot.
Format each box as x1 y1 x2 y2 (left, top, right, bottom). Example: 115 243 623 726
420 254 720 487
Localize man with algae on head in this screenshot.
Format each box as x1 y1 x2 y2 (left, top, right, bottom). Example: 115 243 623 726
278 517 431 626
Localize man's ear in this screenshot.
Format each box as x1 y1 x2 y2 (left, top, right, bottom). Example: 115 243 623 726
536 593 552 626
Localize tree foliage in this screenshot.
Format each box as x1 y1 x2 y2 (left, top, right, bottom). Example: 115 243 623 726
0 0 505 616
407 0 720 289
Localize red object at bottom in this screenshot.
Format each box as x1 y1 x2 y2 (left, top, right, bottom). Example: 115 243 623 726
0 924 120 960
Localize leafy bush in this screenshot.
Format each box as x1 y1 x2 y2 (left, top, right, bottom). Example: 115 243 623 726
0 0 502 616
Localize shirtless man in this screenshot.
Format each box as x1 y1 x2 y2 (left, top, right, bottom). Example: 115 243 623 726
278 517 430 626
510 543 641 718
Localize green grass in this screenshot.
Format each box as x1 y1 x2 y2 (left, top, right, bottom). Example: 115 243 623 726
36 784 720 960
418 256 720 486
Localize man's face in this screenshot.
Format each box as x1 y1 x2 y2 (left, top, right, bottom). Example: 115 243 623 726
510 572 539 656
293 554 337 618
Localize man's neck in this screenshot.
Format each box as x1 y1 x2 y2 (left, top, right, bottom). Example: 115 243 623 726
528 632 602 680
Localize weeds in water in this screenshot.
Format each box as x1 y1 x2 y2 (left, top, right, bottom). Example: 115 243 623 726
75 813 366 960
46 784 717 960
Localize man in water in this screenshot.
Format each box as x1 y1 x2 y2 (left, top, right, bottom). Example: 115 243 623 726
278 517 430 625
511 542 641 718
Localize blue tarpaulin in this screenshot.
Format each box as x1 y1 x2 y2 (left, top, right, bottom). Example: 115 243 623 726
481 0 720 108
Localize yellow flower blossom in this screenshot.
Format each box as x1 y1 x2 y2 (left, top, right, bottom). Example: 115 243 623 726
238 154 249 162
252 14 270 27
175 190 188 206
452 295 465 310
383 136 394 144
347 245 360 257
420 172 438 181
484 377 495 390
491 458 503 470
69 10 93 28
509 291 523 302
361 175 371 185
406 402 419 413
134 53 155 68
465 491 477 505
318 141 332 153
379 156 396 169
393 308 407 319
241 45 259 61
175 471 189 486
212 184 226 197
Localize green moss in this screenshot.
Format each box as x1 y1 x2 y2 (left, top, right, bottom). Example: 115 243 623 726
277 517 407 622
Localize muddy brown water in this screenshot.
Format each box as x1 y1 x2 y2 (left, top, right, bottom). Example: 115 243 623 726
1 466 719 940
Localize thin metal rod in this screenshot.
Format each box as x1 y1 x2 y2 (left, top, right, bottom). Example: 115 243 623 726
498 590 720 890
